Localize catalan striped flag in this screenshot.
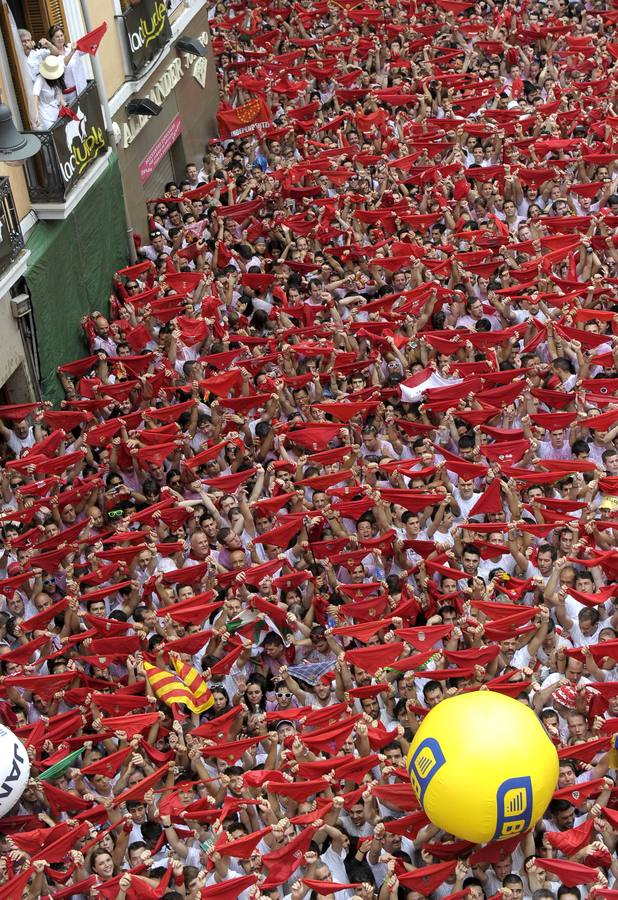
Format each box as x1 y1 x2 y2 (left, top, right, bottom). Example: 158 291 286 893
143 662 211 714
171 657 214 713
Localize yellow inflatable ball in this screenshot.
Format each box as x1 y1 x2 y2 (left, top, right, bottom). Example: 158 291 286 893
406 691 558 844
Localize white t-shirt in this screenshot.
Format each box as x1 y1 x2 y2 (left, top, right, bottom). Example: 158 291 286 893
7 427 36 456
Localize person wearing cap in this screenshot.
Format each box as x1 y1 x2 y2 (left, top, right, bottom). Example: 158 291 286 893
32 54 67 129
598 495 618 518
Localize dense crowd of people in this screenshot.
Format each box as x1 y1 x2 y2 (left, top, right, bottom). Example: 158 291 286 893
4 0 618 897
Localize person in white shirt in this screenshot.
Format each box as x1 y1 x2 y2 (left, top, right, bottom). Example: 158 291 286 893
48 25 87 97
19 29 57 86
0 415 39 456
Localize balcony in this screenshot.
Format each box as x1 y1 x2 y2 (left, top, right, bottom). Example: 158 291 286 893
0 176 28 298
22 82 111 219
0 177 25 275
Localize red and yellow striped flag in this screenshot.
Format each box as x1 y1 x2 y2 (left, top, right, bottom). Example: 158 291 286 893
143 662 212 714
171 657 214 713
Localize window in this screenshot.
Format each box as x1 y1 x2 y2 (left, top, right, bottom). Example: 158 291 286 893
22 0 69 38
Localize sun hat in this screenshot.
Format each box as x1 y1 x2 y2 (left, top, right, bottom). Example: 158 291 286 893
39 56 65 80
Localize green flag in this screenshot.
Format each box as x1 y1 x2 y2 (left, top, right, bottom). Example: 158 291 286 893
36 748 83 782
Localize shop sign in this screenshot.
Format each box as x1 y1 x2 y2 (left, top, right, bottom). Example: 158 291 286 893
139 114 183 183
123 0 172 76
52 85 108 191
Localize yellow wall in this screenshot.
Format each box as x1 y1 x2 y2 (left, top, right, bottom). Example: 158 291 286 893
0 165 31 221
84 0 126 98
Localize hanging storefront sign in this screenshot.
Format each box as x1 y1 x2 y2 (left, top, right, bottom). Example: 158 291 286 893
52 84 109 192
123 0 172 76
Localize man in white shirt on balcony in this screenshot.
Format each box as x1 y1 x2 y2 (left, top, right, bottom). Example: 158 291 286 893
19 30 59 86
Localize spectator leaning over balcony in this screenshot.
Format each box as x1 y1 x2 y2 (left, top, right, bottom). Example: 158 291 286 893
48 24 88 98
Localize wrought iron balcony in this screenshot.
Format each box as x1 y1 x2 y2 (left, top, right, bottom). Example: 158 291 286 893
0 176 25 275
22 81 109 206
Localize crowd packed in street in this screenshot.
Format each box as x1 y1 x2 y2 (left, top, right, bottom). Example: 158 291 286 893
4 0 618 896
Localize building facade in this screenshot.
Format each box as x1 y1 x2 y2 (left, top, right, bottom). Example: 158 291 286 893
0 0 218 402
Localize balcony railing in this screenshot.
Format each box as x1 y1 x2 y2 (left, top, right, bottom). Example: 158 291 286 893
0 177 25 275
23 81 109 205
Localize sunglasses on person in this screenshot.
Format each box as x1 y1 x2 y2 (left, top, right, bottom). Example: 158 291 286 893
108 509 124 520
276 691 292 699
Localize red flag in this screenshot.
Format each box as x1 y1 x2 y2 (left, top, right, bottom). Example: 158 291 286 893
4 671 74 701
0 633 50 664
469 834 522 865
217 97 272 140
209 641 244 677
370 782 420 812
303 879 363 895
0 402 39 420
285 423 342 450
58 105 79 122
468 478 503 516
267 778 328 802
398 860 457 895
395 624 453 650
42 783 93 817
553 776 606 807
384 811 431 838
301 715 362 754
161 627 213 656
100 711 159 738
202 468 257 492
33 821 89 863
162 562 210 586
200 735 263 764
332 621 394 643
261 827 318 887
545 819 595 855
81 746 131 778
10 822 71 855
253 518 303 549
424 840 476 861
344 642 405 675
215 826 272 859
201 875 258 899
250 595 289 631
75 22 107 55
534 859 599 887
0 866 34 900
112 763 168 807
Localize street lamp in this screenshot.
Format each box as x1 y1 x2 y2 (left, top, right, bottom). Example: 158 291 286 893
0 105 41 163
175 37 207 57
126 99 162 117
